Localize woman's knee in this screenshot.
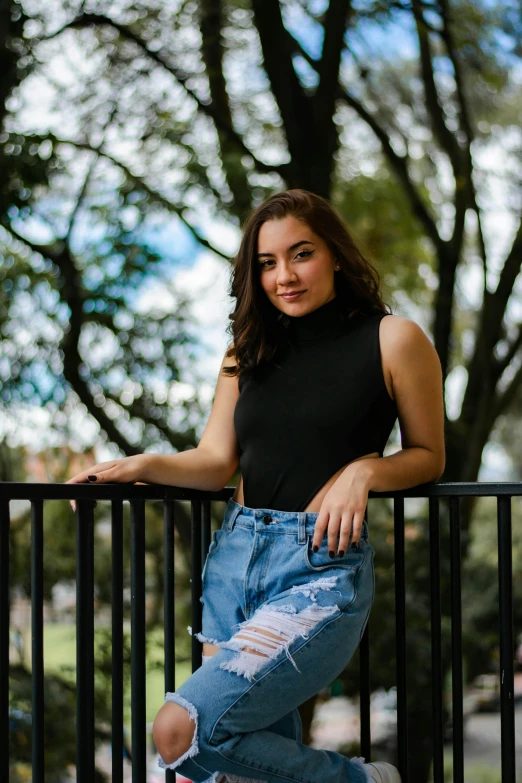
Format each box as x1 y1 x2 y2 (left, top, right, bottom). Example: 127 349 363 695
202 641 220 665
153 700 197 766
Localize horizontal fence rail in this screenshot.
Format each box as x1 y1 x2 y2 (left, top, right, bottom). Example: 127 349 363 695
0 481 518 783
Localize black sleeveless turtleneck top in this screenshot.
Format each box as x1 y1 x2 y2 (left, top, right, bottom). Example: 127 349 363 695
233 296 398 512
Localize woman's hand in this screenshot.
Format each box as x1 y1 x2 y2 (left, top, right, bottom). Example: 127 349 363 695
312 460 374 557
66 454 150 512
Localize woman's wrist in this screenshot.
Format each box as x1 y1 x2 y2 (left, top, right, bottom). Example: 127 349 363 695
342 458 378 492
137 453 157 483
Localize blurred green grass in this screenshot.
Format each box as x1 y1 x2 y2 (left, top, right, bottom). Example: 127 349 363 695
437 758 506 783
36 623 192 725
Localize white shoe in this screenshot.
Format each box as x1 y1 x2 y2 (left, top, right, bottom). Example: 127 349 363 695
365 761 402 782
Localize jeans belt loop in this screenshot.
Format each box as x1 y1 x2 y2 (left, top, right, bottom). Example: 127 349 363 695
298 512 307 545
225 502 242 532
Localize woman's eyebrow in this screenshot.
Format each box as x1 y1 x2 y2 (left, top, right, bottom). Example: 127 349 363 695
256 240 314 259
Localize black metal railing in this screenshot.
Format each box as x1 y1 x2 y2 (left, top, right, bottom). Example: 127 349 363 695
0 481 518 783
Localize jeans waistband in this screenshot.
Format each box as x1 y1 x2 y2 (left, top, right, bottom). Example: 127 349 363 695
223 498 369 544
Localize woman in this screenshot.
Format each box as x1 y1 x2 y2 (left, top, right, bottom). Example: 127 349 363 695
67 189 445 783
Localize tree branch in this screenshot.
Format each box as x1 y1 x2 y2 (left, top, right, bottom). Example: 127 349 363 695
314 0 353 130
49 134 233 261
65 101 119 243
0 0 26 121
198 0 252 221
491 355 522 423
4 225 153 455
411 0 462 168
339 87 443 252
250 0 313 184
492 323 522 381
46 12 289 179
438 0 474 149
410 0 487 273
460 216 522 436
488 217 522 338
284 23 442 251
4 225 66 270
102 389 196 452
437 0 488 271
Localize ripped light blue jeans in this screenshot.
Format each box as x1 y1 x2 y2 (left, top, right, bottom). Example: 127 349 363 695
158 497 375 783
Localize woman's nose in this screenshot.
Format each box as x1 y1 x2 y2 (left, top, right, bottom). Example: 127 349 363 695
277 267 297 284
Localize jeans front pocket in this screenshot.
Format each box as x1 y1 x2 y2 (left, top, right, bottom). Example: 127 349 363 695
302 534 365 572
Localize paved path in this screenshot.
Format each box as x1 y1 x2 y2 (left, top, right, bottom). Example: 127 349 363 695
460 703 522 776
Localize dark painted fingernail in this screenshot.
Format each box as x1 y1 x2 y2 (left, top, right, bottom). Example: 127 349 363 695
338 550 345 558
312 545 319 552
351 542 357 549
87 475 97 482
329 550 335 558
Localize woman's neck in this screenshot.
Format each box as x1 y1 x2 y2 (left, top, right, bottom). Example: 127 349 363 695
283 296 346 341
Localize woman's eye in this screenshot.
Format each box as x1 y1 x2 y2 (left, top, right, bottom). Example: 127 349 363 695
259 250 312 269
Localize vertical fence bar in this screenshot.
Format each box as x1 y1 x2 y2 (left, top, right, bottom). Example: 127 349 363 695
164 499 176 783
201 500 211 577
164 500 176 693
130 499 146 782
359 508 371 762
111 500 124 783
449 495 464 783
394 497 408 781
429 497 444 783
359 624 371 760
31 499 44 782
76 498 95 783
191 500 203 673
497 495 515 782
0 496 10 783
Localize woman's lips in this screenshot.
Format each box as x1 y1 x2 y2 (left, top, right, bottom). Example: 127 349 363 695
281 291 305 301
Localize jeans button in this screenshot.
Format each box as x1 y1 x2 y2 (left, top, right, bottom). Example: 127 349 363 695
263 515 272 524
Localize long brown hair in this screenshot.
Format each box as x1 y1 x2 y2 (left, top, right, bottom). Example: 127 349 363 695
223 188 391 382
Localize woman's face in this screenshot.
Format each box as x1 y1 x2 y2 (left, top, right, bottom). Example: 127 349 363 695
256 215 338 316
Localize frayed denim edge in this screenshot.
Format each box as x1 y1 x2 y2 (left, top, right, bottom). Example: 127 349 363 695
215 774 267 783
350 755 372 782
157 692 199 771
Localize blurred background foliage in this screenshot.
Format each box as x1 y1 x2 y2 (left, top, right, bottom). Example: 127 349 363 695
1 0 522 780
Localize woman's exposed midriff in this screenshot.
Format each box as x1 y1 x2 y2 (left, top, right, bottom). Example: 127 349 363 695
231 450 380 513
